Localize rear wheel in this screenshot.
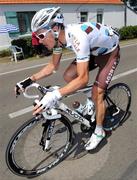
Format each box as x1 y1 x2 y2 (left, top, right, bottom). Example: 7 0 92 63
103 83 131 131
6 114 73 177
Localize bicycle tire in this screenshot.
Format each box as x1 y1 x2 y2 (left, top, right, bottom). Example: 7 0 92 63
6 114 73 177
103 83 131 131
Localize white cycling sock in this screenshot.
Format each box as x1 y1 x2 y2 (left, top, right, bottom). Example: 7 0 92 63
94 125 104 135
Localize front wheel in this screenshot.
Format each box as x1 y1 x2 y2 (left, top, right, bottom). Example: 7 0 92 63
6 114 73 177
103 83 131 131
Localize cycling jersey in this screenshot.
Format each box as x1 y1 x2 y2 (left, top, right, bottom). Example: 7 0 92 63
65 22 120 62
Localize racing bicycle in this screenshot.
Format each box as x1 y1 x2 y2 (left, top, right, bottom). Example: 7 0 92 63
6 82 131 177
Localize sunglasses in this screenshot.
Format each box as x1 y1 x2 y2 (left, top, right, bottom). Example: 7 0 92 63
36 29 51 40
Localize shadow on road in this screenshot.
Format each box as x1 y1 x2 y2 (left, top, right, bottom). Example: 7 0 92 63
66 110 132 159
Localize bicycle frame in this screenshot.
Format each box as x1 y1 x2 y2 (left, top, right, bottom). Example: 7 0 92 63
58 102 91 127
6 82 131 176
23 83 93 129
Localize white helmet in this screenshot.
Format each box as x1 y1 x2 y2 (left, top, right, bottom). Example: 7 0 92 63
31 7 64 32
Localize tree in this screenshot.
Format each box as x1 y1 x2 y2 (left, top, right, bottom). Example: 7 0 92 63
121 0 137 6
129 0 137 6
121 0 128 3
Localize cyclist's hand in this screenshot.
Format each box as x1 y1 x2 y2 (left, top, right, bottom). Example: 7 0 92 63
33 90 62 115
15 77 33 97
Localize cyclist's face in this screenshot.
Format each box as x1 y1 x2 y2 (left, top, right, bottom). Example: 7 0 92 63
36 29 55 50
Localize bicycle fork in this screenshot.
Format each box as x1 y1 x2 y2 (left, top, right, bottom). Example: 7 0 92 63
40 120 55 151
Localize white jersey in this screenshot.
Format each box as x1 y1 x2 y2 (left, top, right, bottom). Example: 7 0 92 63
65 22 119 62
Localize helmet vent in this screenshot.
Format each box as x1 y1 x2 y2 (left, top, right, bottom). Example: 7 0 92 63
39 16 49 26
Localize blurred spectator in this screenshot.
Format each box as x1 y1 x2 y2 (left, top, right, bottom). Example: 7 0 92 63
32 32 43 57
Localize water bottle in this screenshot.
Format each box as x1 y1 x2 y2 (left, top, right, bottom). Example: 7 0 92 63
82 98 95 122
72 101 83 114
72 99 95 122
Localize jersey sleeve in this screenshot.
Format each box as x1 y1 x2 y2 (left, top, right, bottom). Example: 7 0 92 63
71 29 90 63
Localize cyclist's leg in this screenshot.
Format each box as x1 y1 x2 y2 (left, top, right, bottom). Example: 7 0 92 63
85 46 120 150
63 59 78 83
63 56 97 83
94 46 120 89
92 48 120 125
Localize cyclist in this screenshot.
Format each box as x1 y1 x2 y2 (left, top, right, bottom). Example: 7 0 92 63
15 7 120 151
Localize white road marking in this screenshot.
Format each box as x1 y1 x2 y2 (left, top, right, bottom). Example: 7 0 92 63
6 43 137 118
9 106 33 119
0 57 74 76
9 67 137 119
112 68 137 80
0 43 137 76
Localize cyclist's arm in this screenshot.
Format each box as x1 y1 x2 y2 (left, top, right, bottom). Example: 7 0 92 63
30 52 62 81
59 61 89 96
58 28 90 96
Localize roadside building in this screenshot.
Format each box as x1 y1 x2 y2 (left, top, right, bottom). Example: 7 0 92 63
0 0 137 50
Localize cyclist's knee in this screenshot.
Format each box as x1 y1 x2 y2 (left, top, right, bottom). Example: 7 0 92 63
92 85 105 103
63 68 77 83
63 71 73 83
